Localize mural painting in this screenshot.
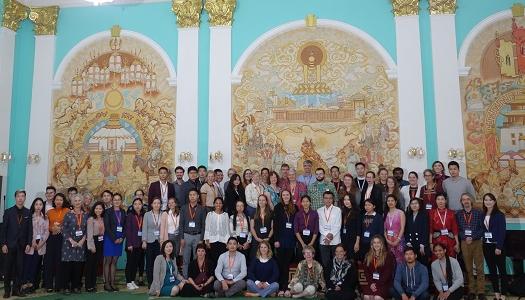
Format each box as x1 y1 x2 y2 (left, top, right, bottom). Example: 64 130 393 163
461 4 525 218
232 22 400 175
51 26 176 199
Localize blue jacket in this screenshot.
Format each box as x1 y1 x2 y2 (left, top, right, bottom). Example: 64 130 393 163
393 261 429 298
482 211 506 249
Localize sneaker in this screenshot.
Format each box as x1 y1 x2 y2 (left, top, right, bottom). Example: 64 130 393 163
126 283 135 290
131 282 139 289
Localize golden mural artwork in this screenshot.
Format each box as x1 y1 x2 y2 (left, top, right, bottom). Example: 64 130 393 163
51 26 176 200
232 25 400 175
461 4 525 218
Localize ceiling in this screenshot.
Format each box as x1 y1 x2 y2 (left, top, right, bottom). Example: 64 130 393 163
19 0 169 8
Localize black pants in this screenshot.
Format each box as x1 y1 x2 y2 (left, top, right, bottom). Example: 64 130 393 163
326 288 357 300
62 261 84 290
85 238 103 290
483 243 508 294
43 234 63 290
276 247 294 290
138 248 145 278
146 241 160 287
209 242 226 264
4 245 24 292
125 247 143 283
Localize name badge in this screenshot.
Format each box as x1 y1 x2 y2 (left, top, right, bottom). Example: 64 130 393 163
387 230 395 237
286 222 292 229
169 276 175 282
137 231 143 237
484 232 493 239
343 228 347 234
364 231 370 238
98 236 104 241
75 230 83 237
36 234 41 240
302 229 311 236
442 284 449 291
465 230 472 236
116 226 123 233
426 204 432 210
324 224 331 231
239 232 247 238
154 231 160 237
440 229 449 236
373 272 380 280
260 227 268 234
227 274 234 280
189 221 196 228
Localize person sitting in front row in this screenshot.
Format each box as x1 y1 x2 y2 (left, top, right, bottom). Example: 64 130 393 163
325 243 357 300
213 237 247 297
245 241 280 298
431 243 464 300
288 245 325 298
149 240 186 297
392 247 429 300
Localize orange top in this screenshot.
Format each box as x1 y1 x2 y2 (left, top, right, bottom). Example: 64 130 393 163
47 207 70 229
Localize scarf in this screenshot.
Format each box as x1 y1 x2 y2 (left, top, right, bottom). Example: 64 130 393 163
329 257 351 285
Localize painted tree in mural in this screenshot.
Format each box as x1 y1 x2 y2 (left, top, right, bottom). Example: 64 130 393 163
461 4 525 218
51 26 176 199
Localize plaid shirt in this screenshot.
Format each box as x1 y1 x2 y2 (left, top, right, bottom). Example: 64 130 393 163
307 181 336 210
455 208 484 241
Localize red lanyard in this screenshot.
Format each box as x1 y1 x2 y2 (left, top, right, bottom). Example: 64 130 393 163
135 215 143 229
303 211 310 229
75 213 83 229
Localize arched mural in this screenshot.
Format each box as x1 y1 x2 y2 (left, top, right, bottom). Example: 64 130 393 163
461 8 525 218
232 21 400 174
51 26 176 199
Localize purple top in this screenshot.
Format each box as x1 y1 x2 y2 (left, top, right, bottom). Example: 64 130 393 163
293 209 319 235
125 211 143 248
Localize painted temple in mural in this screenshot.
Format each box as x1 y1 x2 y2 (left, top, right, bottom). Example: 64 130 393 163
51 26 175 199
462 3 525 218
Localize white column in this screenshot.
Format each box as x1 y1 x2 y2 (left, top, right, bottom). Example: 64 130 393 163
175 27 199 170
208 26 232 170
25 35 56 200
394 15 428 174
430 14 466 174
0 27 17 207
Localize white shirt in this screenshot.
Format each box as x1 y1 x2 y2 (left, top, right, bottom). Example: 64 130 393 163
167 210 179 235
204 211 230 243
245 182 264 209
317 204 342 245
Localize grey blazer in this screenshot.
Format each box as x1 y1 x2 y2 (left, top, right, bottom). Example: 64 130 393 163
142 211 161 244
149 254 183 296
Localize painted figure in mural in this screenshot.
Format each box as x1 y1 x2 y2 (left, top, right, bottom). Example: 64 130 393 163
99 148 123 182
345 145 361 177
297 138 328 173
148 137 163 171
272 141 287 172
379 120 390 143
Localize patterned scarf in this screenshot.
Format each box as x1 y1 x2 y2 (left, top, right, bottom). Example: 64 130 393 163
329 257 351 285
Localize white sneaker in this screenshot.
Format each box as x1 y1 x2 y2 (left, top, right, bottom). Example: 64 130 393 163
131 281 139 289
126 283 135 290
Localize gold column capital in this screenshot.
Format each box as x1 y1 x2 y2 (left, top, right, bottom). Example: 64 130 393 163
172 0 202 28
2 0 29 32
29 6 59 35
204 0 236 26
391 0 420 17
428 0 457 15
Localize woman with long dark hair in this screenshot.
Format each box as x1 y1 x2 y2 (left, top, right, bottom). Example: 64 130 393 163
359 199 383 261
124 198 145 290
431 243 464 300
482 193 508 300
160 197 180 258
404 198 430 265
85 201 105 292
204 197 230 263
250 194 273 259
180 243 215 297
149 240 186 297
142 197 162 289
325 244 357 300
229 200 251 257
224 174 246 215
429 193 459 258
384 194 405 263
340 194 360 260
432 161 449 184
420 169 443 210
103 193 127 291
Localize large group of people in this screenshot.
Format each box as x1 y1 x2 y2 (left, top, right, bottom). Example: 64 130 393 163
0 160 510 300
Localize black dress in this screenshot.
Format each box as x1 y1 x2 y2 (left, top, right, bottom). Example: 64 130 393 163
224 186 246 216
325 259 358 300
340 208 361 260
180 259 215 297
404 210 430 265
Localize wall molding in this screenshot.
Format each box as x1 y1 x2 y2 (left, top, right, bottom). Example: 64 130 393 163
458 9 511 76
20 0 169 8
231 19 398 83
53 29 177 89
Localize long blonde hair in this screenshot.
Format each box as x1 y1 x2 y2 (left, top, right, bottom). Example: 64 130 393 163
365 235 387 268
256 240 273 259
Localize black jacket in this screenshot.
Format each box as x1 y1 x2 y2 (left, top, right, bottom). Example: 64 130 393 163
104 207 127 242
0 205 32 249
359 183 384 215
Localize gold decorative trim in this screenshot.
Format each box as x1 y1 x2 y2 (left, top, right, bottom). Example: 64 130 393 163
204 0 236 27
428 0 457 15
391 0 420 17
305 14 317 27
512 3 525 18
30 6 59 35
1 0 59 34
172 0 202 28
2 0 29 32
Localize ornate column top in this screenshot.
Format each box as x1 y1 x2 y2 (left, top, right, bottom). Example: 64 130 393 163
2 0 59 35
428 0 457 15
204 0 236 27
391 0 420 17
2 0 28 32
172 0 203 28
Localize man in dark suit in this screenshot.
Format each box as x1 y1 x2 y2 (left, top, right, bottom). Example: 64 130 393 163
147 167 175 210
1 190 32 298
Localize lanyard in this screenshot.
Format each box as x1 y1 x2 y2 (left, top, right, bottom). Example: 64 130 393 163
167 259 174 276
333 180 341 191
437 209 447 228
463 211 472 226
343 210 352 225
324 206 333 223
169 211 178 229
238 216 244 231
17 214 23 225
386 212 395 229
189 205 197 220
152 212 160 228
160 181 168 198
373 257 378 270
357 179 365 191
439 260 447 280
409 186 418 199
114 210 121 226
228 254 235 272
135 215 143 229
290 183 296 196
75 213 83 229
303 211 310 229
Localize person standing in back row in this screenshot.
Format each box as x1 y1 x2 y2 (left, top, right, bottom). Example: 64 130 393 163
442 161 476 211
